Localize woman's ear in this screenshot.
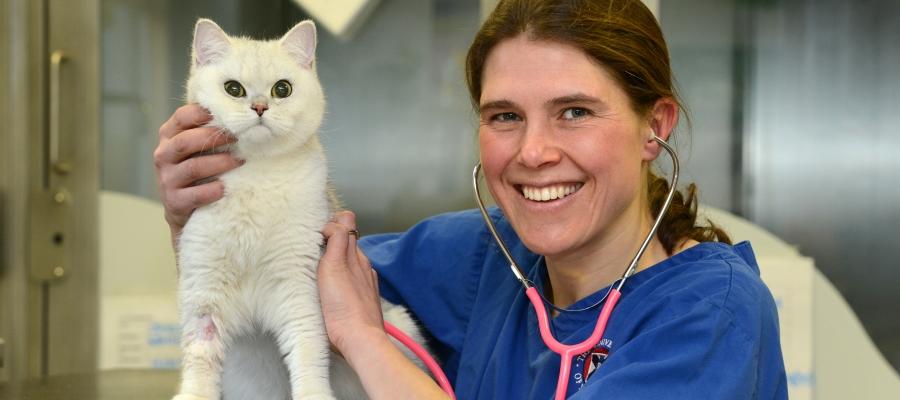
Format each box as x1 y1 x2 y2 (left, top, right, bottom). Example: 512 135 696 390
642 97 679 161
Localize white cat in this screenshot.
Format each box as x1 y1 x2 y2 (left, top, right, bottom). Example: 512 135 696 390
174 19 425 400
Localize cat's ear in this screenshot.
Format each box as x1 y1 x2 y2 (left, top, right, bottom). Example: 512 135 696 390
193 19 231 67
280 20 317 69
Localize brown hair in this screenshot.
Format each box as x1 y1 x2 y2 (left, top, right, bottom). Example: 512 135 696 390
466 0 730 253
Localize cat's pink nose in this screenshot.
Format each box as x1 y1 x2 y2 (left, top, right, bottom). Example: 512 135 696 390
252 103 268 116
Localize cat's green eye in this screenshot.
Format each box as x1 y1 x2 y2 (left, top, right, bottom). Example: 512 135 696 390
272 80 292 98
224 80 246 97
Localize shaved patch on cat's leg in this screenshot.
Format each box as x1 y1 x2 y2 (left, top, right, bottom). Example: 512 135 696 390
174 312 227 400
199 314 217 340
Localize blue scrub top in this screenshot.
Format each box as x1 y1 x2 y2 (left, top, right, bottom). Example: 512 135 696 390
359 208 788 399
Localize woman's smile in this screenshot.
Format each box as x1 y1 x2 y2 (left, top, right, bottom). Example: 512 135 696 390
518 182 583 202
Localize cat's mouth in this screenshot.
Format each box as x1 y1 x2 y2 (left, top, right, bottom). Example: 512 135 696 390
232 120 273 140
247 115 271 127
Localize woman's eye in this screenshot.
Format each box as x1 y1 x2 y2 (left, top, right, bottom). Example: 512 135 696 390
272 80 292 98
224 81 246 97
561 107 590 120
491 112 521 122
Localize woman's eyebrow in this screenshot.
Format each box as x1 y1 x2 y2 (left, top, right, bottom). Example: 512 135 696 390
479 99 517 114
547 93 607 108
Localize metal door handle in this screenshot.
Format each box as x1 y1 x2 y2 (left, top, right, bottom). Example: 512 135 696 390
29 50 72 281
49 50 71 175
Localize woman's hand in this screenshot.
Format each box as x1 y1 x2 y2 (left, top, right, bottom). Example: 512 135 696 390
153 104 242 240
318 211 450 399
318 211 386 355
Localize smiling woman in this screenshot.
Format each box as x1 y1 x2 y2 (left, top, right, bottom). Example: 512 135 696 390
469 6 729 308
324 0 783 398
154 0 788 399
317 0 785 398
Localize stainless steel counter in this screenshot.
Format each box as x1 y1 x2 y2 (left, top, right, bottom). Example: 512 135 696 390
0 369 178 400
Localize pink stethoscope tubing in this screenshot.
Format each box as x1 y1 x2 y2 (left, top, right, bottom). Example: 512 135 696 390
527 286 621 400
383 289 619 400
384 321 457 399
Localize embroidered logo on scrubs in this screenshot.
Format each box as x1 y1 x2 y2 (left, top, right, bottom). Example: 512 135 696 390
572 338 612 388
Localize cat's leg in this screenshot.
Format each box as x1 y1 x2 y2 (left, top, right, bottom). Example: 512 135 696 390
266 274 337 400
173 309 230 400
173 257 240 400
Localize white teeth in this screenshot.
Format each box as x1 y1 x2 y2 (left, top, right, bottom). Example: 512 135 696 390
522 183 581 202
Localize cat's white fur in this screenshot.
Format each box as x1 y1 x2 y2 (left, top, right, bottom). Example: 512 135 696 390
174 19 424 400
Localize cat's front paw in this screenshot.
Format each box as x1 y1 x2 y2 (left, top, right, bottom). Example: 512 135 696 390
296 395 338 400
172 394 210 400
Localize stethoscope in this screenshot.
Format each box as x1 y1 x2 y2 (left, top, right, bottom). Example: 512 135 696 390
471 135 680 400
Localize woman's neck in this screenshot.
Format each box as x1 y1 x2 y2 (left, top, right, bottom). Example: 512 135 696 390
543 205 669 310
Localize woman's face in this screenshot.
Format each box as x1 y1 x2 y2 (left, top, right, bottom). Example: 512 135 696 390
478 35 654 260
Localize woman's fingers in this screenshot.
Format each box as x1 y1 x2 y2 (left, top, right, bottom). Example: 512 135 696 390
159 104 212 140
358 248 380 297
321 219 351 268
156 146 241 229
154 126 236 166
154 104 242 236
332 212 375 284
161 152 243 190
322 211 369 276
334 211 360 262
163 180 225 228
357 247 372 269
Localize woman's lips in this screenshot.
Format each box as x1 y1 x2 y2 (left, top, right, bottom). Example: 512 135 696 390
519 182 583 202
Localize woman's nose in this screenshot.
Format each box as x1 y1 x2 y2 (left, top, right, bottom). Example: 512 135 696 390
518 122 562 168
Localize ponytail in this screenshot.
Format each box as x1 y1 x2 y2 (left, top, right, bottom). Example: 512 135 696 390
647 172 731 254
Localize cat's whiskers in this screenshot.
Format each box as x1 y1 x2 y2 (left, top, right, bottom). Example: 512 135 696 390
262 115 289 135
199 126 232 154
223 113 263 136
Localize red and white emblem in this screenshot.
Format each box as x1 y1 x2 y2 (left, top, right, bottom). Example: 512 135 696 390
581 345 609 382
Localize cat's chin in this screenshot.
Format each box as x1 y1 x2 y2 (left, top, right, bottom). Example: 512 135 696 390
228 124 279 159
230 124 311 160
239 124 274 141
232 124 279 151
